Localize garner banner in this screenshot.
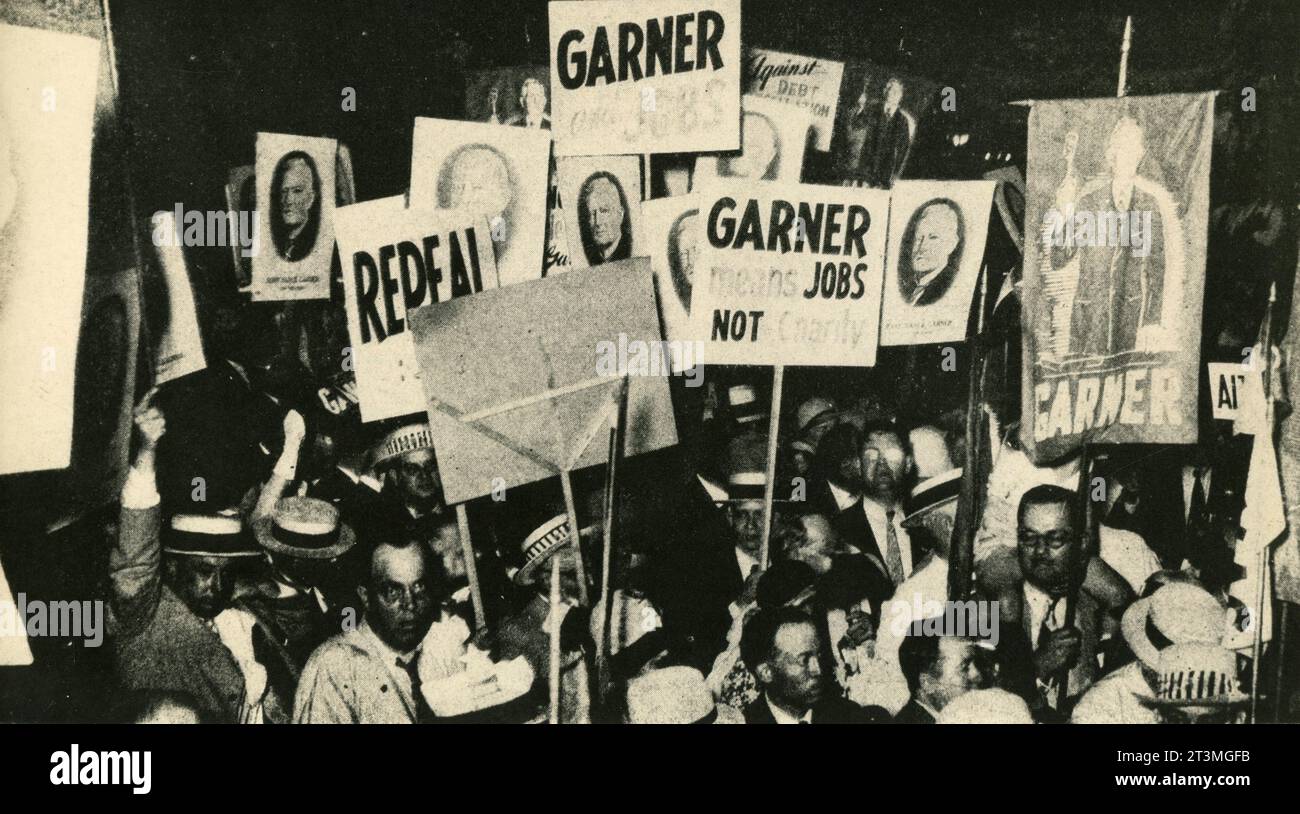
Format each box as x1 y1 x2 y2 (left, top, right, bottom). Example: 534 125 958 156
688 179 889 367
548 0 741 157
1020 93 1214 462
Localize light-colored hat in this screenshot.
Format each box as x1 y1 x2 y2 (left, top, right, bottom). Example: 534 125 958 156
728 384 765 425
626 666 742 724
371 421 434 468
1136 642 1249 710
164 514 261 558
253 496 356 560
513 514 597 585
937 688 1034 724
1121 582 1230 669
796 397 838 432
724 471 794 503
902 467 962 525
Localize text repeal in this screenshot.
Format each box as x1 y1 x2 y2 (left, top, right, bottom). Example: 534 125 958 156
353 228 486 344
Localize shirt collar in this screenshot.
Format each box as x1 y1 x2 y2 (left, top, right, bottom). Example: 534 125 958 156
360 619 418 665
765 694 812 724
828 480 859 511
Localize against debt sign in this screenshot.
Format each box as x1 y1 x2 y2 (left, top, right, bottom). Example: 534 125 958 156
688 180 889 367
335 196 499 422
548 0 741 157
743 49 844 152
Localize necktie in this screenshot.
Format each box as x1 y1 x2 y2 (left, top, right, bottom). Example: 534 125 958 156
1038 596 1063 650
1188 469 1208 531
398 655 436 723
884 509 905 585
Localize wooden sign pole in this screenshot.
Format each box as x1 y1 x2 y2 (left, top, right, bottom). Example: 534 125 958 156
759 365 785 569
455 503 486 630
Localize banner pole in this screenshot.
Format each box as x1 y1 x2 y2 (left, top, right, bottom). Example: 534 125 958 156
455 503 486 630
595 376 630 699
548 554 562 724
1117 16 1133 97
759 365 785 569
1250 282 1277 722
559 469 590 607
948 267 990 601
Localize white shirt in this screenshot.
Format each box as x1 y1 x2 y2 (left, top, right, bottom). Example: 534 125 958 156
827 480 859 512
863 499 913 579
765 694 812 724
1023 582 1069 650
735 547 760 580
1181 466 1212 523
909 269 946 305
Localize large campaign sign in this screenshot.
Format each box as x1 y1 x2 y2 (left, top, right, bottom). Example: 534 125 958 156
335 196 499 422
1020 93 1214 462
688 180 889 367
742 48 844 152
548 0 741 157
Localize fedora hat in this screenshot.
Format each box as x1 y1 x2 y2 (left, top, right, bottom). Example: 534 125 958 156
1121 582 1231 669
1136 642 1249 710
626 666 742 724
253 496 356 560
164 514 261 558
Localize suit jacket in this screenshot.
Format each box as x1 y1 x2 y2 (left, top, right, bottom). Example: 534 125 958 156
109 504 248 723
996 582 1107 706
743 693 889 724
832 500 918 580
909 265 958 307
893 698 937 724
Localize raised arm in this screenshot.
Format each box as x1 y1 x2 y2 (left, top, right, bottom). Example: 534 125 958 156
109 389 167 637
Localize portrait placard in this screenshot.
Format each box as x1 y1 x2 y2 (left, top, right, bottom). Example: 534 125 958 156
642 194 700 362
556 155 644 270
743 48 843 152
693 94 812 185
252 132 337 301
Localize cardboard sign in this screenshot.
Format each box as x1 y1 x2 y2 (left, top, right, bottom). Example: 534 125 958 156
1020 93 1214 462
0 24 100 475
467 65 553 128
252 132 337 301
410 117 551 288
556 155 644 270
408 259 678 505
335 196 499 422
881 180 994 346
149 210 208 385
830 61 937 187
693 94 812 185
642 195 700 361
743 48 844 152
689 180 889 367
548 0 741 157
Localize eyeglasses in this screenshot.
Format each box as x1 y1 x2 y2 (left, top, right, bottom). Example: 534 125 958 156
375 580 431 606
1017 530 1075 553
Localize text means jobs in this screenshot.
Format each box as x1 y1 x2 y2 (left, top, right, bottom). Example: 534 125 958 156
556 11 727 88
352 228 488 344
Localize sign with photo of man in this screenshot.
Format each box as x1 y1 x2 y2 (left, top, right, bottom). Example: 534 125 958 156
548 0 742 157
643 194 700 364
693 94 813 185
410 117 551 287
880 180 994 346
556 155 644 270
1020 93 1215 463
467 65 553 129
252 132 338 301
830 61 938 188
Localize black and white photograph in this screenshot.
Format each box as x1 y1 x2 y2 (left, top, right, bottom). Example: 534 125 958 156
1 0 1299 799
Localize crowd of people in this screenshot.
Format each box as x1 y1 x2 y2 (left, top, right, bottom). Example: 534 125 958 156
99 305 1264 725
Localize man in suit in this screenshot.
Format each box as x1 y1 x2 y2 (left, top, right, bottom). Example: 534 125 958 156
832 421 917 587
895 630 991 724
809 421 863 518
740 607 888 723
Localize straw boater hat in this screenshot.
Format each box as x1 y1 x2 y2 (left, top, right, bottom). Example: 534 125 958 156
724 471 795 504
1121 582 1231 669
371 421 435 470
163 513 261 558
254 496 357 560
1136 642 1249 710
902 467 962 526
513 514 598 586
936 688 1034 724
625 666 743 724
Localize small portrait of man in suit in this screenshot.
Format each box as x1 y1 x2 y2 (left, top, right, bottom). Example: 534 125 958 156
270 151 322 262
897 198 964 307
577 171 632 266
842 76 914 188
505 78 551 130
719 111 781 180
667 208 699 310
437 143 515 249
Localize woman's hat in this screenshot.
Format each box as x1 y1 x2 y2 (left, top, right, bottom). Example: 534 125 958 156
1121 582 1231 669
164 514 261 558
253 496 356 560
1136 642 1249 709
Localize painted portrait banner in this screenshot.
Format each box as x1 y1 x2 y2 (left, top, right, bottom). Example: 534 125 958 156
1020 93 1214 463
408 259 678 505
556 155 644 270
881 180 994 346
742 48 843 152
410 117 551 287
548 0 742 157
642 194 700 364
252 132 337 301
335 195 499 423
830 61 938 188
0 24 100 475
693 94 812 185
689 179 889 367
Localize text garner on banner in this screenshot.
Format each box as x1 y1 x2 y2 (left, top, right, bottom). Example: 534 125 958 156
548 0 741 157
689 180 889 367
1020 93 1214 462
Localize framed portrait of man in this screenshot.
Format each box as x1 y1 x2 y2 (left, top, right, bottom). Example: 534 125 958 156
556 155 644 271
253 132 338 301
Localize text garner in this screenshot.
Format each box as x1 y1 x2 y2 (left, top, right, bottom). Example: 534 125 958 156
556 10 726 88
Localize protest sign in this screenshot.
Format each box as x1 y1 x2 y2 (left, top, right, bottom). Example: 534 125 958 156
881 180 994 346
688 179 889 367
693 94 812 185
1020 93 1214 462
642 195 700 362
149 210 208 385
0 24 100 475
743 48 843 152
407 258 677 505
335 196 499 423
252 132 337 301
410 117 551 288
548 0 741 157
1207 362 1261 423
830 61 937 188
467 65 553 128
556 155 644 270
